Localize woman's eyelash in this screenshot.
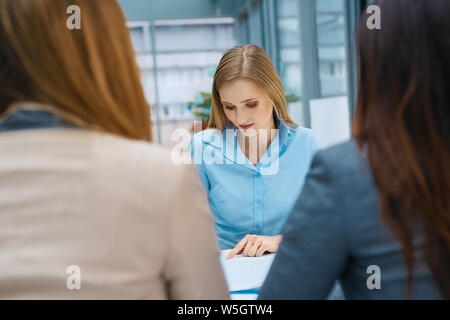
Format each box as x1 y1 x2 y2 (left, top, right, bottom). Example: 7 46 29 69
223 102 257 110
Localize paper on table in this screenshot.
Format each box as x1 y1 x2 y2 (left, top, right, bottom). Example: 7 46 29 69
220 250 275 292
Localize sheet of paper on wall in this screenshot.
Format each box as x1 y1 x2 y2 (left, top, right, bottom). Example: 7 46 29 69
310 95 351 148
220 250 276 292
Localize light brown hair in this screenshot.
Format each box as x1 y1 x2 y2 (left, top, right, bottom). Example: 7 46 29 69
209 45 296 131
0 0 151 141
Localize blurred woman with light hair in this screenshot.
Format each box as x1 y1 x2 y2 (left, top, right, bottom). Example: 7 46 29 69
0 0 228 299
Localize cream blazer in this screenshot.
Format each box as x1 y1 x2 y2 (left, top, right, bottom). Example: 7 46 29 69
0 128 229 299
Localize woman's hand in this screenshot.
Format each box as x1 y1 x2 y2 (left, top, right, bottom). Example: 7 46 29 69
226 235 282 259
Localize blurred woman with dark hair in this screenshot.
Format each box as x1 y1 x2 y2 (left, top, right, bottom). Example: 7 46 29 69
260 0 449 299
0 0 228 299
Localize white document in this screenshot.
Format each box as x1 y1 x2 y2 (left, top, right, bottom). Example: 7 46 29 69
220 250 276 292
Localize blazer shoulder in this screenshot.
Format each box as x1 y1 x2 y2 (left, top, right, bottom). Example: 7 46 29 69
311 139 372 183
307 139 378 224
92 131 171 165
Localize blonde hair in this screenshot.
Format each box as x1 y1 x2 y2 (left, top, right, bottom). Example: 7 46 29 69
208 44 296 131
0 0 151 141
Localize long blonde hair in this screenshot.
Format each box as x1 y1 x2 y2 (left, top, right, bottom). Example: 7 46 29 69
0 0 151 141
209 44 296 131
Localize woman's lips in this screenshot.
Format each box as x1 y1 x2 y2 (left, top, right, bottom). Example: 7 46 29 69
240 123 254 130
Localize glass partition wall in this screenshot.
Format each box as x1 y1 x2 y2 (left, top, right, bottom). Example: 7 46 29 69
125 0 365 148
274 0 352 147
128 18 236 146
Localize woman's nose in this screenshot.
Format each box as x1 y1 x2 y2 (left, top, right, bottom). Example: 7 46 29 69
235 110 249 125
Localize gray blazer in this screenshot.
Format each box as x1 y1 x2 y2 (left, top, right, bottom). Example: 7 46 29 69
259 140 442 300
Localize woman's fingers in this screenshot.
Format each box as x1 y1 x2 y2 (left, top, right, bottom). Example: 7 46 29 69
226 235 277 259
247 240 262 257
243 237 257 256
226 235 250 259
256 244 266 257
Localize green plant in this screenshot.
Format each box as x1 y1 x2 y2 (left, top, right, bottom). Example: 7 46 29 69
188 92 211 123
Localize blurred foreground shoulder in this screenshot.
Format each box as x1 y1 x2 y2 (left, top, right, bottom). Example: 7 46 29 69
310 139 368 179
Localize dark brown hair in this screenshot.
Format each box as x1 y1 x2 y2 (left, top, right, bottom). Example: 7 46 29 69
0 0 151 141
353 0 450 298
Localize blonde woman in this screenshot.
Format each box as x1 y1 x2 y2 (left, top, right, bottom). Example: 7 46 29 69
189 45 320 257
0 0 228 299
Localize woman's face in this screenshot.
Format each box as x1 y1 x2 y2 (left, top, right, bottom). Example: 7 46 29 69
219 78 275 135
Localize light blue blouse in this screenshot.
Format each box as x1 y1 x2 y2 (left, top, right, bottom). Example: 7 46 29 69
189 116 320 249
